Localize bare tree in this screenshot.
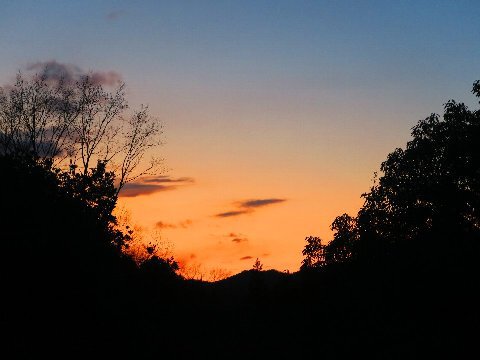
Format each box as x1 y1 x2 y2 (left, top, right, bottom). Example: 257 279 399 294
179 262 205 281
0 70 163 193
115 105 163 195
0 73 77 162
115 209 175 265
208 268 232 282
70 75 127 175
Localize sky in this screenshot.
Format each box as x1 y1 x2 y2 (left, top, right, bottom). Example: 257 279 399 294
1 0 479 277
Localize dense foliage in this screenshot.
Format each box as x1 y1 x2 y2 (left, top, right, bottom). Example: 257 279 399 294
303 80 480 267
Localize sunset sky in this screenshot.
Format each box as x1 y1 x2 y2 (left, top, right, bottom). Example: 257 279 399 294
1 0 479 276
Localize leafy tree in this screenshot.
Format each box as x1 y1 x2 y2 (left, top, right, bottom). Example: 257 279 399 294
324 213 358 264
301 236 325 270
304 80 480 266
356 80 480 259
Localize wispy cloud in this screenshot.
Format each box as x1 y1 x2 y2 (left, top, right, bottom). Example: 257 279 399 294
26 60 122 86
156 219 193 229
240 256 253 260
215 198 287 218
119 183 173 197
106 10 125 21
119 176 194 197
225 232 248 243
239 198 286 208
89 71 122 86
142 175 194 184
216 210 251 218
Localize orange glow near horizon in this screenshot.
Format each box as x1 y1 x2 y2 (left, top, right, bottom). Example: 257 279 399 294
117 158 371 277
115 90 407 279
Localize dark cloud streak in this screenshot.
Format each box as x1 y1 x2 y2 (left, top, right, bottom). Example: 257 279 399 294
215 210 251 218
215 197 287 218
119 183 175 197
142 176 194 184
119 175 194 198
239 198 286 208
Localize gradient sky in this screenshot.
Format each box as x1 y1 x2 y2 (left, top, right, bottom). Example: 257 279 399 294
1 0 479 276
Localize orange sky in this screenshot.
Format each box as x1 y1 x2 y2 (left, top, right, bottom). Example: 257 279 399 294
116 82 423 278
118 147 376 276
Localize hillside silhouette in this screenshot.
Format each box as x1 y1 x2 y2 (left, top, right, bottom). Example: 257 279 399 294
1 77 479 358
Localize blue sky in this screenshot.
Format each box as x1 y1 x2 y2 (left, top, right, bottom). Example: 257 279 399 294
2 1 478 96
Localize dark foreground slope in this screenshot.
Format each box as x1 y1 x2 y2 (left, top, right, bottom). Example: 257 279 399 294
171 253 479 359
1 156 479 358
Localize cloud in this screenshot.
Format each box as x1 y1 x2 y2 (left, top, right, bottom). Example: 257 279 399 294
89 71 123 86
179 219 193 228
119 183 174 197
119 175 194 197
240 256 253 260
225 232 248 243
106 10 125 20
26 60 122 86
239 198 286 208
26 61 81 84
215 210 251 218
215 197 287 218
142 175 194 184
155 221 176 229
156 219 193 229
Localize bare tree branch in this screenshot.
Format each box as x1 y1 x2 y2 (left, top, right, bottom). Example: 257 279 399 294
0 70 164 196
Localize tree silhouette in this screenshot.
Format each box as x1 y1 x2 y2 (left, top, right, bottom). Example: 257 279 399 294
301 236 325 270
356 80 480 259
0 67 176 260
0 70 163 195
304 80 480 267
324 213 358 264
0 67 180 274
